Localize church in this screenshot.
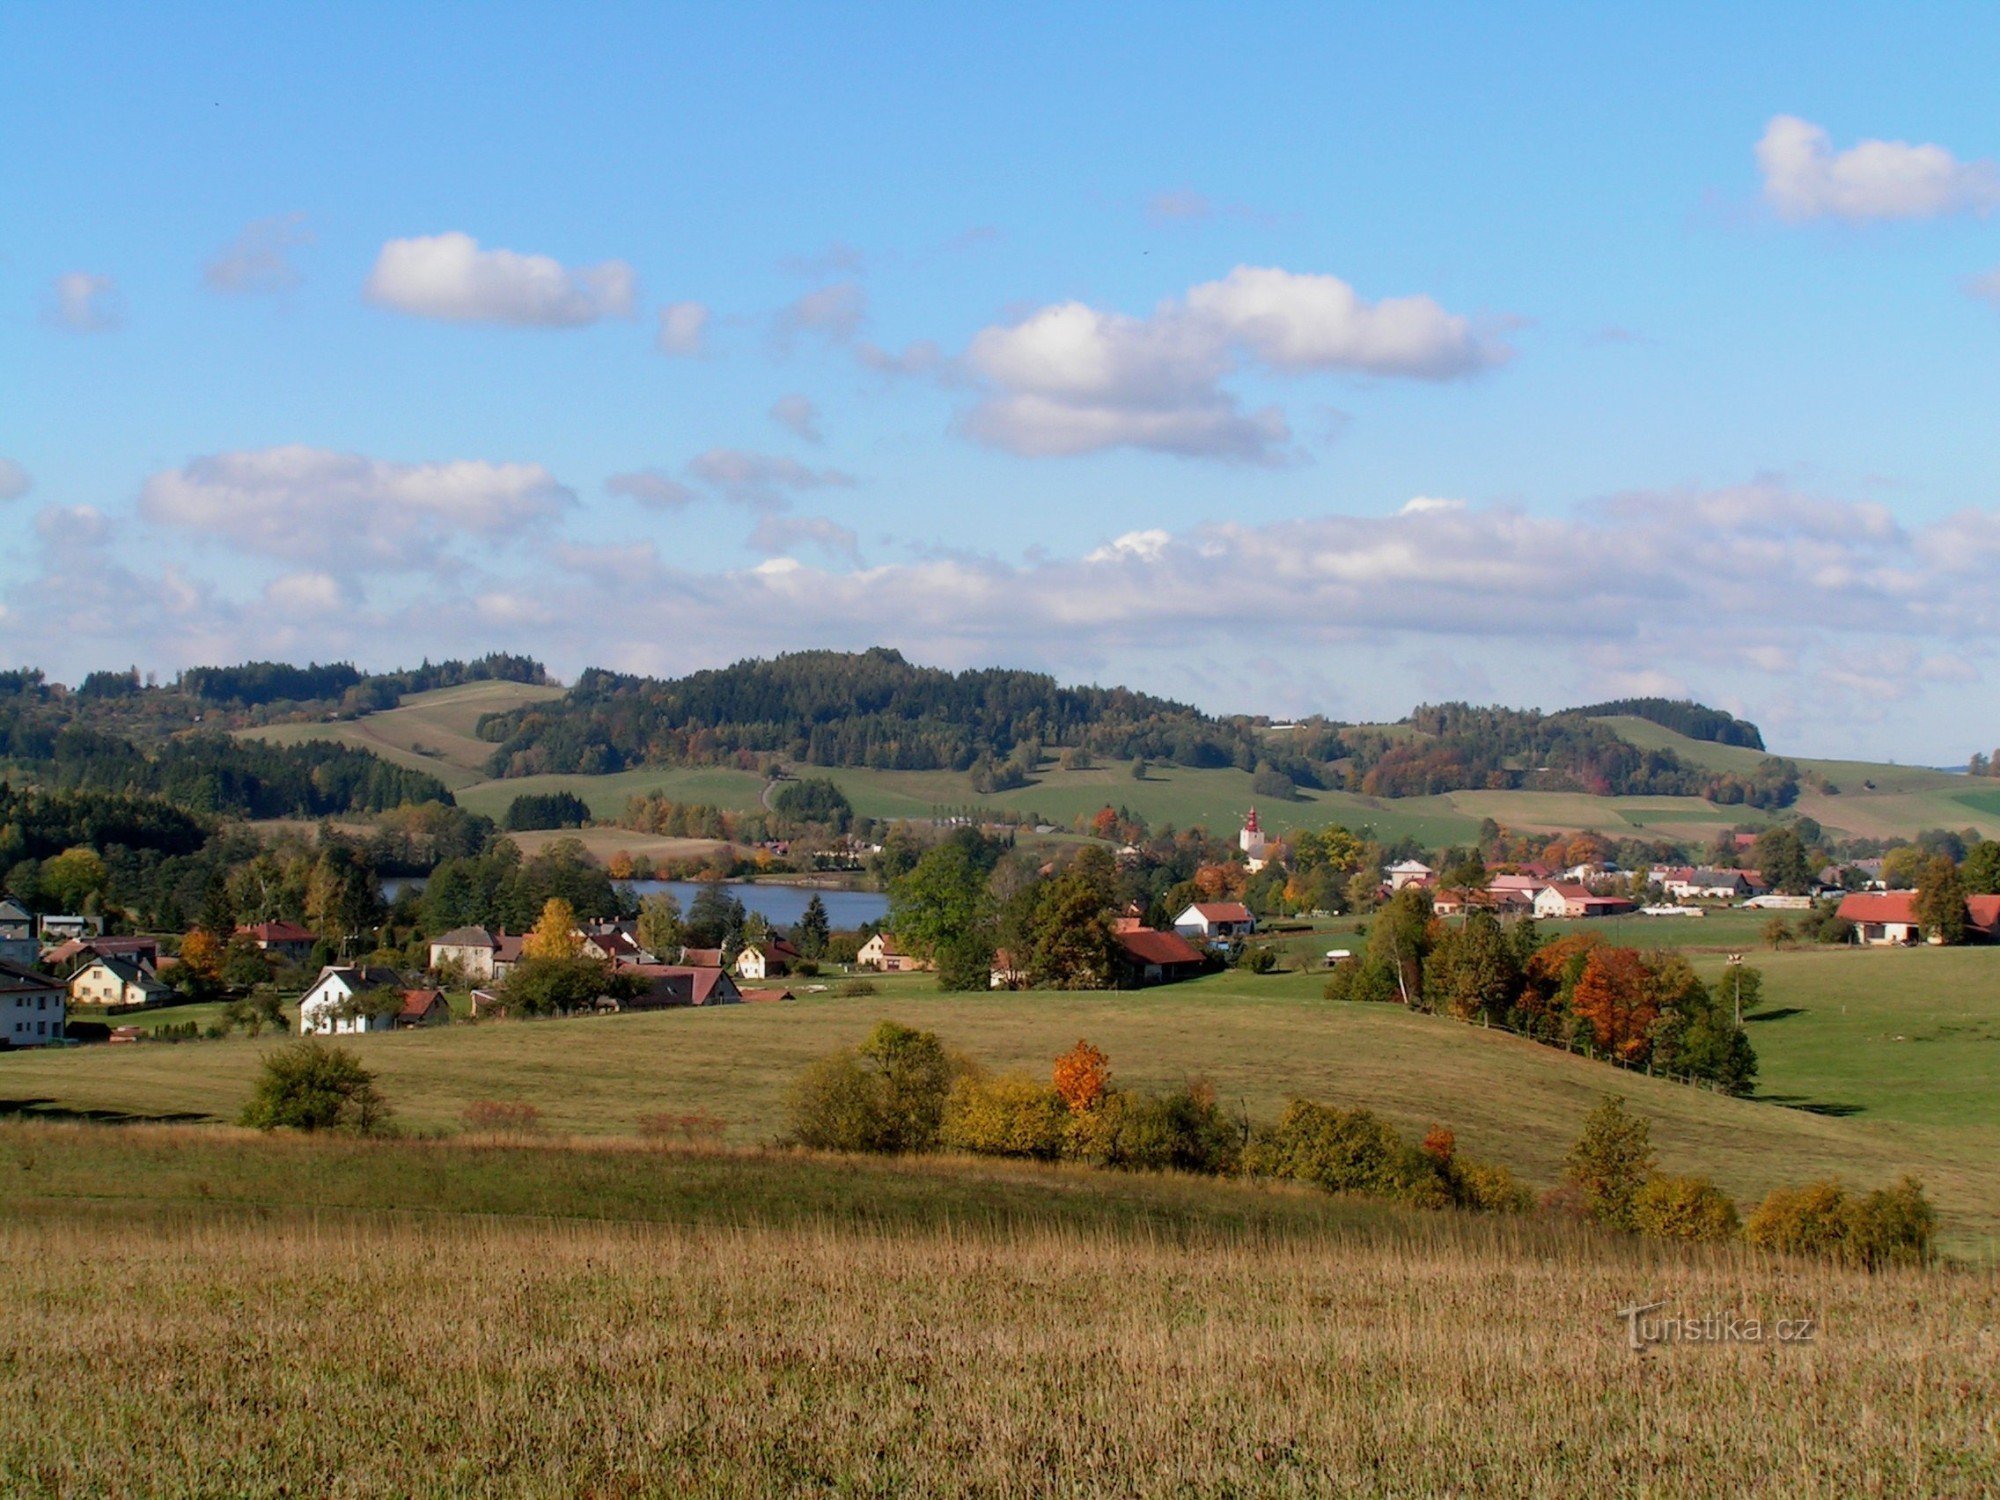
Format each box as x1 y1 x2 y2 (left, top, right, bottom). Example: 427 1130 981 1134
1240 808 1268 873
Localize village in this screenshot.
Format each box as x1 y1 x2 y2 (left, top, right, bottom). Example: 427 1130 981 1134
4 806 1994 1052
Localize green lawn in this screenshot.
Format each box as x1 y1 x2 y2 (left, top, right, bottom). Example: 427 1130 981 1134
8 964 1998 1254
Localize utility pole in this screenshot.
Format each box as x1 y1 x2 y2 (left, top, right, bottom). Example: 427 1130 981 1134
1727 952 1744 1026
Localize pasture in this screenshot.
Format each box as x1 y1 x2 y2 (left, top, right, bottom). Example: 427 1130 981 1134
8 955 1999 1255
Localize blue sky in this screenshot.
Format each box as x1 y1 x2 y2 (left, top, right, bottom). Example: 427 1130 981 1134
5 4 1999 759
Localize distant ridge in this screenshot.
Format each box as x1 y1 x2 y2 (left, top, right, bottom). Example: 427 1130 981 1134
1565 698 1765 751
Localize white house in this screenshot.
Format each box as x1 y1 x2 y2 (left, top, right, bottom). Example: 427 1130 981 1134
735 938 800 981
1385 860 1434 892
0 898 34 968
857 933 928 972
428 926 499 981
1172 902 1256 941
0 960 65 1048
298 965 409 1038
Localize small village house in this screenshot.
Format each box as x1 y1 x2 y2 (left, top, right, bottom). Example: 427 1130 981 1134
394 989 452 1028
428 926 500 982
1385 860 1435 892
857 933 929 972
298 965 411 1038
1172 902 1256 942
235 920 319 965
0 960 65 1048
614 965 743 1009
0 899 35 965
735 938 800 981
42 934 162 973
1114 927 1207 987
1836 891 2000 946
66 955 173 1009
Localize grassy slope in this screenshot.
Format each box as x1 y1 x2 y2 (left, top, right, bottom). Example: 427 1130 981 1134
1593 714 2000 841
6 1134 1991 1496
237 680 564 791
7 966 1997 1252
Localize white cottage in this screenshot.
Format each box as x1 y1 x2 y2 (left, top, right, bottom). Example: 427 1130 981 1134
298 965 409 1038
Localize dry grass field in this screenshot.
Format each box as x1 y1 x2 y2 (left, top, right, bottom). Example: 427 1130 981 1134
0 1128 1993 1497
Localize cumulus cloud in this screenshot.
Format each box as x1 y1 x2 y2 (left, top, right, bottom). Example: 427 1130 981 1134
748 513 860 564
961 267 1509 461
262 571 347 613
685 448 855 511
1757 115 2000 222
35 504 109 547
769 394 822 442
139 445 573 567
0 459 30 503
606 469 697 511
46 272 123 331
365 232 638 326
656 301 710 355
206 213 313 294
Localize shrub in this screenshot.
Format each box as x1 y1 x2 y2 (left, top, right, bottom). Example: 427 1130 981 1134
1246 1099 1449 1208
834 979 878 997
1241 946 1278 974
1632 1173 1740 1242
783 1021 963 1154
1068 1083 1240 1176
1561 1096 1655 1231
461 1100 543 1136
1052 1040 1111 1113
240 1041 390 1133
940 1074 1067 1159
1447 1157 1535 1214
1746 1177 1937 1269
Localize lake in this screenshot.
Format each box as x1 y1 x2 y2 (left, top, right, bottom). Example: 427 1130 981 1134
382 877 888 929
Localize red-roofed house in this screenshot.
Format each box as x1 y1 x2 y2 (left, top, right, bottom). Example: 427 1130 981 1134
1172 902 1255 941
1114 927 1207 986
1836 891 2000 945
618 965 743 1009
735 937 800 980
236 920 318 964
857 934 929 972
1534 885 1637 920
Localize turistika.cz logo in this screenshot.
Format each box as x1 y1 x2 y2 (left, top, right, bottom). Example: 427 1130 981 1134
1614 1301 1818 1351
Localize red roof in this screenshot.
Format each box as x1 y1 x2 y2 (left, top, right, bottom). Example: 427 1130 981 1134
1116 928 1205 967
1837 892 1918 924
1970 896 2000 933
238 920 316 944
398 988 448 1019
1187 902 1253 923
624 964 739 1005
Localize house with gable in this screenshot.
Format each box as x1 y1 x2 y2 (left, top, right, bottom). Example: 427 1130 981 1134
298 965 410 1038
1172 902 1256 942
429 926 500 981
735 938 800 981
66 955 173 1010
0 960 64 1048
236 920 319 965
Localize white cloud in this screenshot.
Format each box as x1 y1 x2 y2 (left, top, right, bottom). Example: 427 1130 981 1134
206 213 313 294
961 267 1509 461
606 469 697 510
656 301 710 355
686 448 855 511
1756 115 2000 222
748 514 861 564
365 232 638 326
46 272 123 332
262 571 346 613
0 459 30 503
769 394 823 443
775 281 867 344
139 445 572 567
34 504 108 546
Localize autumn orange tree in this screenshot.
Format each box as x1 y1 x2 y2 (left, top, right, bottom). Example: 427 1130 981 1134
1569 947 1657 1062
1052 1040 1111 1113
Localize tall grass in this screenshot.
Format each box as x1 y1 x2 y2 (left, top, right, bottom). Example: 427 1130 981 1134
0 1124 1995 1495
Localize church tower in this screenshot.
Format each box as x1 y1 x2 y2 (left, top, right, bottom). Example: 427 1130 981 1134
1240 807 1267 871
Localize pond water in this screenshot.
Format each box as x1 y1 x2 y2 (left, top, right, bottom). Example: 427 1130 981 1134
381 877 888 929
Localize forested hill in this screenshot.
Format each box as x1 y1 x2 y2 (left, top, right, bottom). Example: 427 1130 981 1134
472 649 1802 809
1564 697 1765 750
476 648 1270 781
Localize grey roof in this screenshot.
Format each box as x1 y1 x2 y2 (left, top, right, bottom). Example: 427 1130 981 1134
0 959 61 995
430 926 498 949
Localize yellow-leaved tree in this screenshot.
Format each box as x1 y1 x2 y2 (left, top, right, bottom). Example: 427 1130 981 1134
523 897 582 960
